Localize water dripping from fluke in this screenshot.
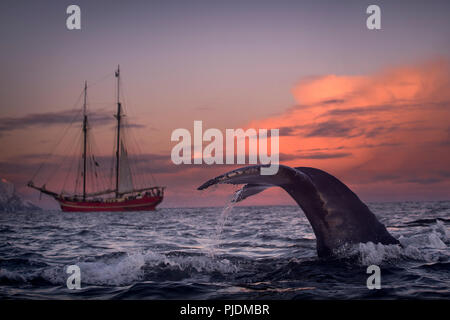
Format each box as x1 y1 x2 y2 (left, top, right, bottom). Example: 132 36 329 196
206 188 242 258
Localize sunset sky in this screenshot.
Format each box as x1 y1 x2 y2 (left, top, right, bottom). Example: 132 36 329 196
1 0 449 208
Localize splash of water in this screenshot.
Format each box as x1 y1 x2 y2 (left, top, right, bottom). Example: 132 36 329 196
333 220 449 266
206 188 243 257
35 250 239 287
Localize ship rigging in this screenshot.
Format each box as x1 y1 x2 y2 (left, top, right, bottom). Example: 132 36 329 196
28 66 164 212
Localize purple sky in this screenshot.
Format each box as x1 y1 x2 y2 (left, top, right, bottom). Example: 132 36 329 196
0 0 449 207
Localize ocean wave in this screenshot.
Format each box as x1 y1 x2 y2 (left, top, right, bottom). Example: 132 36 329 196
405 217 450 227
0 250 240 287
334 221 449 266
0 268 52 286
40 251 239 286
0 269 28 284
1 203 449 299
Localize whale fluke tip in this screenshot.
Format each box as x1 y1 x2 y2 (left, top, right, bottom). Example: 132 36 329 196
197 180 213 190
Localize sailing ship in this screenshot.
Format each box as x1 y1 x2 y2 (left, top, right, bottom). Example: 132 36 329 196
28 66 164 212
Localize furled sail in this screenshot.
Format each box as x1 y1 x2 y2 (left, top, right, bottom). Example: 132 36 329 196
118 141 134 193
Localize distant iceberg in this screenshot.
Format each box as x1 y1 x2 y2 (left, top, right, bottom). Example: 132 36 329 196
0 178 41 212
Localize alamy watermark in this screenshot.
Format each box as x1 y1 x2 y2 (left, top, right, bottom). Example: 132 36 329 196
66 4 380 31
66 5 81 30
366 265 381 289
366 5 381 30
171 121 280 175
66 265 81 290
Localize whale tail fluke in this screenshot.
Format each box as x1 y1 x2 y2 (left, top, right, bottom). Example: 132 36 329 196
198 164 400 257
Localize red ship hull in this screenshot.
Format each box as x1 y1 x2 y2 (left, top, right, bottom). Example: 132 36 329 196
57 194 163 212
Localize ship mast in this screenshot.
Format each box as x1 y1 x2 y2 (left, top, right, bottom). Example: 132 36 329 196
115 66 121 197
82 81 88 200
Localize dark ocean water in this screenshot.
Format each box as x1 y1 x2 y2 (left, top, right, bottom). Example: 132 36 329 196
0 202 449 299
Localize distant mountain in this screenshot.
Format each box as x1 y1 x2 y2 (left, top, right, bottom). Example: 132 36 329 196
0 178 41 212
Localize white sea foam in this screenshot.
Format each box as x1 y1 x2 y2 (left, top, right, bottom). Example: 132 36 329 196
76 252 147 286
336 221 449 266
433 219 449 240
40 250 239 286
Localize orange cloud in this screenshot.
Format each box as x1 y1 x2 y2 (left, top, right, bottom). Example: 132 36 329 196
250 59 450 201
